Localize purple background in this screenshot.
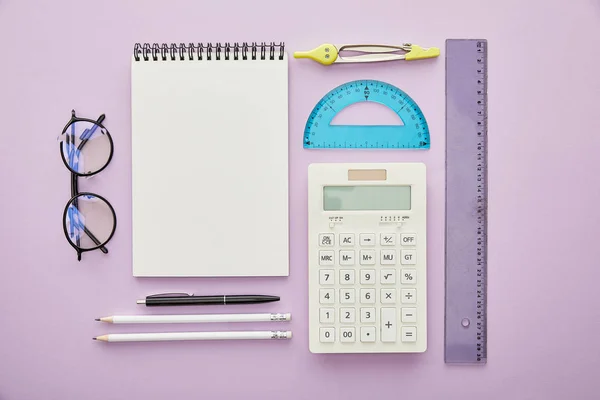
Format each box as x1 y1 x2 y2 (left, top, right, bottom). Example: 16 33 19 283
2 0 600 398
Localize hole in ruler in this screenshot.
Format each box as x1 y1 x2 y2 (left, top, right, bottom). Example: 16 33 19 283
331 101 404 126
461 318 470 328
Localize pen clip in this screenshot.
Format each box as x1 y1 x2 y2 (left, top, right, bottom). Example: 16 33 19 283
147 293 191 298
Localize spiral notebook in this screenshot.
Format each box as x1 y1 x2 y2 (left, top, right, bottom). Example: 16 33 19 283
131 42 289 277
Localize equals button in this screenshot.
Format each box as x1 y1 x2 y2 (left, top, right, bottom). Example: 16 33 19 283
401 327 417 343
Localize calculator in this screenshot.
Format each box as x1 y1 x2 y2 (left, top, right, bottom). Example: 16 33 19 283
308 162 427 353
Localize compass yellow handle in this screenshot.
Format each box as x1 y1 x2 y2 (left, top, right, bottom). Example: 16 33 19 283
405 45 440 60
293 44 338 65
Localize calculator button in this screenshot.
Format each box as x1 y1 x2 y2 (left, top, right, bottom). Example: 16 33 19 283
361 307 376 323
339 250 355 266
401 233 417 246
400 249 416 265
340 327 356 343
401 288 417 304
319 233 334 247
380 233 396 246
319 250 335 266
319 288 335 304
360 326 376 342
360 233 375 246
319 308 335 323
359 250 375 265
340 289 355 304
360 269 376 285
380 249 396 265
401 269 417 284
380 269 396 284
360 288 376 304
381 289 396 304
319 269 335 285
339 234 355 246
339 269 355 285
401 308 417 323
380 308 397 342
320 327 335 343
340 308 356 324
401 326 417 342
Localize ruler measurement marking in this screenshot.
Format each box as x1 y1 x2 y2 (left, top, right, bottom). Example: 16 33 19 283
476 39 488 362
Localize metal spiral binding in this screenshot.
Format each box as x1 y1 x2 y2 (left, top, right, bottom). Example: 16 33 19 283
133 42 285 62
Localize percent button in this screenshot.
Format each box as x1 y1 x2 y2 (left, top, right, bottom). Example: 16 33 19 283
401 269 417 284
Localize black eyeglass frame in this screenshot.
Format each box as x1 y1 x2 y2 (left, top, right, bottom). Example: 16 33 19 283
59 110 117 261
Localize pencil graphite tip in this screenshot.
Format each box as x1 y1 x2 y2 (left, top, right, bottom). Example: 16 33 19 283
95 318 100 321
92 337 97 340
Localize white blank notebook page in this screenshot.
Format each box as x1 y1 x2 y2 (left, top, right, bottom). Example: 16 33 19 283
131 48 289 277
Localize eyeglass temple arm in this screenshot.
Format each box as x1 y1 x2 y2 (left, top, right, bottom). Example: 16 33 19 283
77 114 106 152
70 205 109 261
75 229 109 261
70 170 109 261
82 225 109 254
68 124 82 254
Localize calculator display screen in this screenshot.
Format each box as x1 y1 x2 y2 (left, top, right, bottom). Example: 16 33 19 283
323 186 411 211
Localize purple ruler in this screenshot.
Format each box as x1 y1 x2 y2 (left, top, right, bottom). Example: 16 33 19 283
444 39 488 364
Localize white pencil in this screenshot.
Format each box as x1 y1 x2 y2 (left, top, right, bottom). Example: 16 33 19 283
95 312 291 324
93 330 292 342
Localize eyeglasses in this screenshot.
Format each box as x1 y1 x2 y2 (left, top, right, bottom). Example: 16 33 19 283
58 110 117 261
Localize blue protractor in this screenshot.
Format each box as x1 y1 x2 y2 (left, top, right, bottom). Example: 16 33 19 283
303 79 430 149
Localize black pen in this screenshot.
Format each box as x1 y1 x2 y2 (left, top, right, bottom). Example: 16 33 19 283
136 293 280 307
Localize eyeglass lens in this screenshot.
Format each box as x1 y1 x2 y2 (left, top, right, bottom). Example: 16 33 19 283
64 194 115 251
60 120 112 175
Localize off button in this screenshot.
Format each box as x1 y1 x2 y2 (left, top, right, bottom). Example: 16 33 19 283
400 233 417 246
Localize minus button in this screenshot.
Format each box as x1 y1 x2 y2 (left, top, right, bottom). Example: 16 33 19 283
401 307 417 323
